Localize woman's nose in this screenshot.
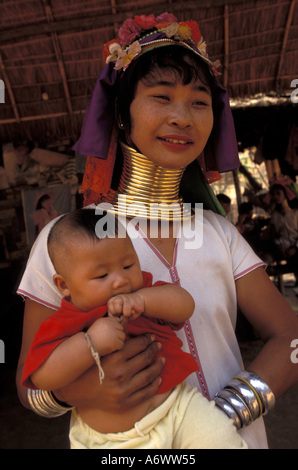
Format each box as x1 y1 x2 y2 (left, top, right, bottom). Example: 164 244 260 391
168 104 192 128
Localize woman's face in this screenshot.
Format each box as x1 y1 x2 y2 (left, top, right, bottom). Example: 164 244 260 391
129 70 213 169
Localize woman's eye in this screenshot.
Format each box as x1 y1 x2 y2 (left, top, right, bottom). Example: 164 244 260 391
194 100 208 107
154 95 169 101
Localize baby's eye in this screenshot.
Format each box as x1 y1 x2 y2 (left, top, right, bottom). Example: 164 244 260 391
97 273 108 279
123 263 133 270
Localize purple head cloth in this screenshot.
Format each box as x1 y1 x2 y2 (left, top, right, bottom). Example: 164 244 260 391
211 83 239 173
73 63 117 159
73 52 239 173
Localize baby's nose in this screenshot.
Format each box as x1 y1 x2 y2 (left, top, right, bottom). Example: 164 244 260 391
112 272 129 289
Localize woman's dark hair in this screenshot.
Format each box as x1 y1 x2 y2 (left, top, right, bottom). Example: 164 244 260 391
116 45 218 139
238 202 253 214
36 194 51 210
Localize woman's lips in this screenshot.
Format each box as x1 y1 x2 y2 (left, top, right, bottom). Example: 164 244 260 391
158 135 193 150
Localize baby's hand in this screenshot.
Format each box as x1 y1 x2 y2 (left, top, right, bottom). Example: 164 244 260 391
87 316 126 356
108 292 145 322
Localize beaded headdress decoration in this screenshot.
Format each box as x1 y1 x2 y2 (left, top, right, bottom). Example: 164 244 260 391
103 13 220 75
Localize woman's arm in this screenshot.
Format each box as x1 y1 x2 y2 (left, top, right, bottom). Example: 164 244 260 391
236 266 298 398
16 298 54 407
108 285 195 324
16 298 164 411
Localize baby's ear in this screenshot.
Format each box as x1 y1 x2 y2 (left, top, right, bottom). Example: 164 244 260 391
53 274 70 297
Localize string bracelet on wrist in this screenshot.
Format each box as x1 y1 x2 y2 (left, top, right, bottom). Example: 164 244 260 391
214 370 275 430
84 332 105 384
26 389 74 418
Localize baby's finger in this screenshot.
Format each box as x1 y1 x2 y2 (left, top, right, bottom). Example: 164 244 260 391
122 299 134 318
108 296 124 315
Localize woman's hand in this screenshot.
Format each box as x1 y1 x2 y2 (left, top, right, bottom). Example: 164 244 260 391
53 334 165 412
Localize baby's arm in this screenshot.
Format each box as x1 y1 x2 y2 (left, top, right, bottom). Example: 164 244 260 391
30 316 125 391
108 284 194 325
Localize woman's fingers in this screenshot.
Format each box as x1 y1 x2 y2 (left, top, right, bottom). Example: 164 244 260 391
121 334 162 361
122 356 165 405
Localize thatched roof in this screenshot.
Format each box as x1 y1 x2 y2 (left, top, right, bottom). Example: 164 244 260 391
0 0 297 147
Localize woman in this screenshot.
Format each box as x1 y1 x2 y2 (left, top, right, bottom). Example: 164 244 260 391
16 13 298 449
31 193 59 236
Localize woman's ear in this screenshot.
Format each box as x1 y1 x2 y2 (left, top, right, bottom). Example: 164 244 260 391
115 100 132 145
53 274 70 298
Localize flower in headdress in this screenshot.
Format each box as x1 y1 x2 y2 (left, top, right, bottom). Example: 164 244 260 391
181 20 202 44
118 18 143 46
114 41 141 70
162 20 201 43
134 14 157 29
197 36 207 57
154 12 178 30
164 22 180 39
211 60 221 76
178 25 192 41
106 42 123 64
155 12 178 23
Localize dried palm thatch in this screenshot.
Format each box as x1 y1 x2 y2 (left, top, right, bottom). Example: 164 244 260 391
0 0 297 146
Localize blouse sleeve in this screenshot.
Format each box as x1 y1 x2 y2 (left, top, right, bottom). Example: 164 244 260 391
219 214 265 280
17 217 63 310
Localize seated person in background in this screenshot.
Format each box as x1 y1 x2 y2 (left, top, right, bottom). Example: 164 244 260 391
260 184 298 277
216 193 231 216
6 140 39 187
21 208 247 449
235 202 268 256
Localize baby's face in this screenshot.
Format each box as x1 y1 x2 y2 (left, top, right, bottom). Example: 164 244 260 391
65 236 143 312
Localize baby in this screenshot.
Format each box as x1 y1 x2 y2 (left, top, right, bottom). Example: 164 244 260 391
22 208 247 449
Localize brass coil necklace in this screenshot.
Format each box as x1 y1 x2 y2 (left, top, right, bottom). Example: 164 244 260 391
106 143 192 221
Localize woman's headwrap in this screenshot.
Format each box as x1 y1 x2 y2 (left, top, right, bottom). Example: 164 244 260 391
73 13 240 210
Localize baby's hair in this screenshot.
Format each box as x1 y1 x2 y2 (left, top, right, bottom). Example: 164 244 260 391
47 208 119 272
